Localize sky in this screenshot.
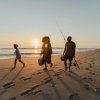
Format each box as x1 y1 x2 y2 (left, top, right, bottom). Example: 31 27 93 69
0 0 100 48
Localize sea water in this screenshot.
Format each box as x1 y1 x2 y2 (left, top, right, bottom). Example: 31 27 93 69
0 48 95 59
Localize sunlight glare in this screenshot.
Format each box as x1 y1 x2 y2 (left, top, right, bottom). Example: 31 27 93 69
33 40 39 48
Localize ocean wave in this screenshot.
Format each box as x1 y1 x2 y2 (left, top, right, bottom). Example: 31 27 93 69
0 52 59 56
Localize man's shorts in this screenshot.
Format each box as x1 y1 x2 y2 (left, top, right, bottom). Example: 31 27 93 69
64 55 73 61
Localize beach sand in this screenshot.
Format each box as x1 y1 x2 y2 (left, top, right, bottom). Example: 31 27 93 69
0 49 100 100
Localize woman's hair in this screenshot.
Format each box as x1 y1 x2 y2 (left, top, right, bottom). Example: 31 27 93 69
14 44 19 47
42 36 50 43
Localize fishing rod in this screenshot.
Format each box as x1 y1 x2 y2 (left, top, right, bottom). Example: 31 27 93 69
56 21 80 69
55 21 66 41
74 58 80 69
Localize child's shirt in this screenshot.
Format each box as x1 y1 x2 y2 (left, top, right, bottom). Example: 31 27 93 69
15 48 21 59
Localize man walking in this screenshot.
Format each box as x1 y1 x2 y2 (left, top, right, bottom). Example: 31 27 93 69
63 36 76 72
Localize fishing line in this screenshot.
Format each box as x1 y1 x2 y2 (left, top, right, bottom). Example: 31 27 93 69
55 21 66 42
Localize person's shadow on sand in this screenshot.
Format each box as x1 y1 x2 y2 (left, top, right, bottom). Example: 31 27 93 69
49 69 80 100
44 69 62 100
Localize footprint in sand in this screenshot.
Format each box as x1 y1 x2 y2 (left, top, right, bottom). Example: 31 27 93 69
32 90 42 95
23 77 32 81
89 72 95 75
89 72 92 74
3 81 15 89
85 68 90 70
82 77 87 79
20 89 32 96
88 77 93 81
31 73 36 76
20 85 40 96
36 72 43 75
8 97 16 100
31 72 43 76
92 73 95 75
30 85 40 91
89 64 93 68
19 77 24 80
83 77 93 82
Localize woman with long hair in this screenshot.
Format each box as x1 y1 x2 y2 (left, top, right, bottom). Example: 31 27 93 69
41 36 53 70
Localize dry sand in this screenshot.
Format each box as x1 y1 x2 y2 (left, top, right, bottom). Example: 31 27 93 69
0 49 100 100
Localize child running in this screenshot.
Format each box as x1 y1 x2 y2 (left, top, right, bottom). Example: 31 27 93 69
11 44 25 70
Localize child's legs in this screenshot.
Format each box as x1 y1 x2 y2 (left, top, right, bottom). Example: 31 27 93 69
14 59 17 67
18 59 25 65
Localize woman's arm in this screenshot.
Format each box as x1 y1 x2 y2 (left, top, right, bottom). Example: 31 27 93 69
41 45 44 55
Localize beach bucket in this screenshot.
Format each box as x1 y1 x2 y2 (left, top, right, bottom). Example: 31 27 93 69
38 56 44 66
60 55 65 61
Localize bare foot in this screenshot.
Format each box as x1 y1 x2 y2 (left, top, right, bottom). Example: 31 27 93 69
50 63 53 67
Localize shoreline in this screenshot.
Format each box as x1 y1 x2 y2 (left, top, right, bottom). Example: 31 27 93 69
0 49 98 60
